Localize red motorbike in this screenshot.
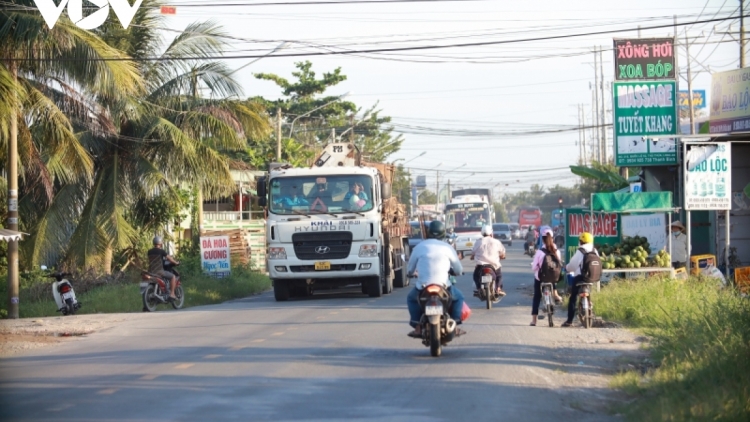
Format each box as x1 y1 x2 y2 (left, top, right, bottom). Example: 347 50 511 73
140 263 184 312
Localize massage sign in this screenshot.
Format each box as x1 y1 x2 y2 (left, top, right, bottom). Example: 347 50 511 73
614 38 675 81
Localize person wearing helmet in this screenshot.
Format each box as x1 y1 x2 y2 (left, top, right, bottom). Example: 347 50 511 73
470 224 506 298
524 224 537 254
562 232 599 327
405 220 466 338
147 236 181 302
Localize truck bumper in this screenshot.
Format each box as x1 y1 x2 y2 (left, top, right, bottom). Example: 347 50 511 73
268 256 380 280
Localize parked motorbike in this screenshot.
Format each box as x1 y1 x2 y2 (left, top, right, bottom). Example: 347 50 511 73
140 262 184 312
412 273 459 357
576 282 595 329
474 265 500 310
540 281 555 327
43 266 81 316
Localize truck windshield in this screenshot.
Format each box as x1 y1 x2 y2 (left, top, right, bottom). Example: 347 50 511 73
269 175 375 215
444 203 490 232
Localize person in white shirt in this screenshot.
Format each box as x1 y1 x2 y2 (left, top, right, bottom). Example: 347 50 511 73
562 232 599 327
470 225 506 297
530 228 563 326
670 220 688 269
406 221 465 338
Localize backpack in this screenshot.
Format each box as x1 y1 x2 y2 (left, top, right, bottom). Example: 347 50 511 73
579 247 602 283
538 248 562 283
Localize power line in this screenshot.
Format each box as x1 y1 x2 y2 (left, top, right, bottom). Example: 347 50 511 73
5 13 744 61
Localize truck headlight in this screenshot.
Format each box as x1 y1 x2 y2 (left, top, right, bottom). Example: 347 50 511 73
359 245 378 257
269 247 287 259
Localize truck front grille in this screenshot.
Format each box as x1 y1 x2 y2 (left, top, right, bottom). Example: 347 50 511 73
292 232 353 260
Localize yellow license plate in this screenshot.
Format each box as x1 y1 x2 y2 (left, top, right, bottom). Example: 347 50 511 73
314 261 331 271
465 242 473 247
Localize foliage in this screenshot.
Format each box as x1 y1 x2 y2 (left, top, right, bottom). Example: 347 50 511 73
597 276 750 422
2 1 268 273
251 61 402 167
393 164 412 209
493 203 510 223
570 161 630 194
419 189 437 204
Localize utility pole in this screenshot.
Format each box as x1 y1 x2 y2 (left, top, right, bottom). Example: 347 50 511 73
350 114 355 142
435 170 440 211
742 0 746 67
580 104 587 165
593 46 601 163
276 108 282 161
599 47 607 164
7 61 19 319
577 104 583 164
331 128 336 142
686 32 696 135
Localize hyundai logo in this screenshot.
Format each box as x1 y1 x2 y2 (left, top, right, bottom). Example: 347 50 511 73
315 246 331 254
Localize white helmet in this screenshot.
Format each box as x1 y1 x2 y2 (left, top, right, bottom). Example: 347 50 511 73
481 225 493 237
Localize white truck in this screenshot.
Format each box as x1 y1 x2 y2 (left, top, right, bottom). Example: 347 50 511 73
257 143 410 301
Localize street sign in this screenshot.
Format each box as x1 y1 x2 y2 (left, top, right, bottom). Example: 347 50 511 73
565 208 620 262
678 90 706 110
613 81 678 166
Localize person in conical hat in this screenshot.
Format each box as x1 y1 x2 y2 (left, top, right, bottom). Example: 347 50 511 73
670 220 688 269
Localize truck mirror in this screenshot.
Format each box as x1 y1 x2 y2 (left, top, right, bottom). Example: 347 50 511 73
257 177 267 207
382 182 392 199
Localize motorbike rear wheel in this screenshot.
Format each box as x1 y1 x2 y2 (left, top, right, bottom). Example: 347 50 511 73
547 303 554 327
429 324 441 357
171 285 185 309
65 298 76 316
485 283 492 310
143 284 159 312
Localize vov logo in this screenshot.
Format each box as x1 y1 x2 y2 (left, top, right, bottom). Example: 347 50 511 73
34 0 144 30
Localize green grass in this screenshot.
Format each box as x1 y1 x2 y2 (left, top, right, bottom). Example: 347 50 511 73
2 266 271 319
597 276 750 422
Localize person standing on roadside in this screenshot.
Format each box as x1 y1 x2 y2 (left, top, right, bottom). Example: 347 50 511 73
670 221 688 269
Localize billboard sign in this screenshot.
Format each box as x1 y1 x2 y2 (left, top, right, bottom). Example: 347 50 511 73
614 38 676 80
678 90 706 110
709 67 750 133
565 209 620 262
685 143 732 210
613 81 678 166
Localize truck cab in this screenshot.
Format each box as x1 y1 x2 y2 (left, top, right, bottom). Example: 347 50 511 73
258 143 409 301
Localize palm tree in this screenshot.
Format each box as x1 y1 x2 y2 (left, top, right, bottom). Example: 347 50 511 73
0 0 142 268
4 1 270 271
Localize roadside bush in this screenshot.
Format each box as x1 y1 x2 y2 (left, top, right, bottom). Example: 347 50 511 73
598 276 750 421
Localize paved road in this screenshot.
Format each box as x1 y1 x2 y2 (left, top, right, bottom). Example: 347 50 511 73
0 243 637 422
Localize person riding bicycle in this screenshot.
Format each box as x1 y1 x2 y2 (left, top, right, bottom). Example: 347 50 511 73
524 225 537 253
470 224 506 299
147 236 180 301
406 220 466 338
530 227 564 326
562 232 599 327
536 224 552 250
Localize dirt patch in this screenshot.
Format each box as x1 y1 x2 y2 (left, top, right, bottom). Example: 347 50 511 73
0 314 130 357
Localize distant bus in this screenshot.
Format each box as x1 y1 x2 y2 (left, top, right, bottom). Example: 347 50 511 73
518 206 542 227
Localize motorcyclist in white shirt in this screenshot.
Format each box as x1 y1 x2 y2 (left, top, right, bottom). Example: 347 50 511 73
470 224 506 298
406 221 466 338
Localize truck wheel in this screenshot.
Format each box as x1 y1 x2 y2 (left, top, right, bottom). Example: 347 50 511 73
367 276 382 297
273 280 290 301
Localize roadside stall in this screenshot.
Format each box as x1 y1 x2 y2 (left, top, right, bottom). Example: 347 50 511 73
589 191 678 280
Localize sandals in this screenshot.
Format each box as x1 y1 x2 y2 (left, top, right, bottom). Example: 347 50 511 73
529 322 536 326
561 321 573 327
455 328 467 337
407 330 422 338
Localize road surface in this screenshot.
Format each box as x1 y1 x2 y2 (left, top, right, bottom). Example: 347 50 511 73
0 243 641 422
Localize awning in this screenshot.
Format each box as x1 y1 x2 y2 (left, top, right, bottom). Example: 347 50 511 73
0 229 26 242
592 192 674 213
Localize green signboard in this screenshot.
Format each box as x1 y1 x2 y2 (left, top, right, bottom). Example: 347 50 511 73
613 81 678 166
564 208 621 262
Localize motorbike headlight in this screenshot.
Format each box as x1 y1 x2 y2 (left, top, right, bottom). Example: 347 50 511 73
359 244 378 257
268 247 287 260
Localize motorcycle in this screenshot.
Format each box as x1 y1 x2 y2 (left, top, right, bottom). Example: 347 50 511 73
412 273 459 357
44 267 81 316
140 262 184 312
576 282 595 329
540 281 555 327
474 265 500 310
525 242 536 257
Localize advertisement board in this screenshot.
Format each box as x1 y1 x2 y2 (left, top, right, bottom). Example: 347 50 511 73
565 209 621 262
613 81 678 166
709 67 750 133
685 142 732 210
622 214 667 254
200 235 231 277
678 90 706 110
613 38 675 80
